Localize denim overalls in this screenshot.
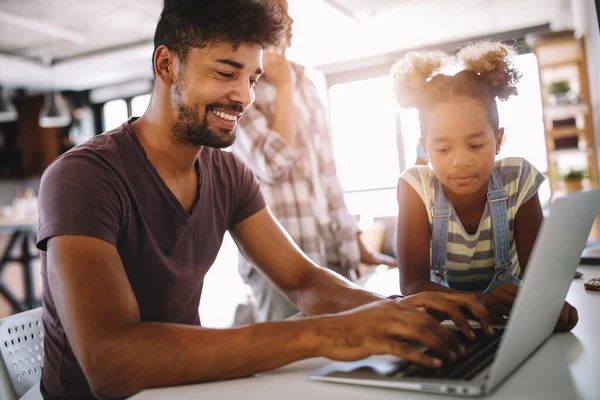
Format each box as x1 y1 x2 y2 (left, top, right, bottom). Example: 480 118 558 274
430 168 521 294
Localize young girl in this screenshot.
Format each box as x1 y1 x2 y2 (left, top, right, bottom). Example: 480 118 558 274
392 42 577 330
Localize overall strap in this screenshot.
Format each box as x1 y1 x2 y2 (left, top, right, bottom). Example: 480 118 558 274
431 178 451 278
487 168 511 272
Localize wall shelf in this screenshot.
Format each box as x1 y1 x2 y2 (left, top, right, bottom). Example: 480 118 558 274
526 30 599 239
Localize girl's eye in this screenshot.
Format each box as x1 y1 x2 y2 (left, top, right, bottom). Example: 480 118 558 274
217 71 234 79
435 148 450 153
470 143 485 149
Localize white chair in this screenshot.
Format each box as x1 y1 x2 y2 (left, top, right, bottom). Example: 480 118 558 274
0 308 44 400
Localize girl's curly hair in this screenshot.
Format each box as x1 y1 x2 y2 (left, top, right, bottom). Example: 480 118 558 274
391 41 522 133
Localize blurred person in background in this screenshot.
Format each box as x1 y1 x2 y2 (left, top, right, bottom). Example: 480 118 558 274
232 0 397 322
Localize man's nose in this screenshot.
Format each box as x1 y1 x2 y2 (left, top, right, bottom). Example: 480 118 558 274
229 81 254 108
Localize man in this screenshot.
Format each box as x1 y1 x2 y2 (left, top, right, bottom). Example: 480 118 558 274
233 0 396 322
37 1 491 399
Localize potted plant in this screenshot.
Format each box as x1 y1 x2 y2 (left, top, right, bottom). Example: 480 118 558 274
548 80 574 105
561 169 586 192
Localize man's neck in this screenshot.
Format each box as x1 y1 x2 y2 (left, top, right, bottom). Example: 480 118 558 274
131 102 202 177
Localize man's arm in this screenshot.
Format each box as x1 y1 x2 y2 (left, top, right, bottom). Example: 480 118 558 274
231 208 382 315
49 233 490 399
230 208 490 332
47 235 324 398
231 206 493 341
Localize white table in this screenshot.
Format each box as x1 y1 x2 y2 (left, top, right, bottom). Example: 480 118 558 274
131 266 600 400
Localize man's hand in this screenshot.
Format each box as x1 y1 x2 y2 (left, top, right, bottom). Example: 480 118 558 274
399 292 493 340
478 283 578 331
316 293 491 368
263 50 295 89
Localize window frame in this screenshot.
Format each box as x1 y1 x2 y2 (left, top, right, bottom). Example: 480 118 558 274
93 93 150 134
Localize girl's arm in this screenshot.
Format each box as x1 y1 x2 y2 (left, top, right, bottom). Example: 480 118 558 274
514 193 544 276
396 179 462 295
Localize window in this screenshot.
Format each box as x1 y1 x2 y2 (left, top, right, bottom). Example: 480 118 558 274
100 94 151 133
131 94 151 117
328 76 400 219
102 99 128 131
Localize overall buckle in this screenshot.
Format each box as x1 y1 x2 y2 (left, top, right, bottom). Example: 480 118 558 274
487 190 508 203
432 206 451 218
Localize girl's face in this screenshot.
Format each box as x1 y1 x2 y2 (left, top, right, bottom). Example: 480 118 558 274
421 99 503 197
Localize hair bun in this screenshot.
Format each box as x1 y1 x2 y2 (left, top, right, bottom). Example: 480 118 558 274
457 41 521 101
391 50 450 108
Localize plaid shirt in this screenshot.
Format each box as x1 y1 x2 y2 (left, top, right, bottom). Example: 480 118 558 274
232 63 360 280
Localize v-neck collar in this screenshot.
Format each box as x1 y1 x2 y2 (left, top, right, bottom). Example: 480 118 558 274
124 118 202 222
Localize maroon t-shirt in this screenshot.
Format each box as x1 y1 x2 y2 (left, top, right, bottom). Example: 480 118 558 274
36 119 266 399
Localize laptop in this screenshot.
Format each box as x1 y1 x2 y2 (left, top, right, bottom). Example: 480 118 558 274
308 188 600 396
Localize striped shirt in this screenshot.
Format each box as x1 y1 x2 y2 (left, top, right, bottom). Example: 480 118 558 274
232 62 360 280
400 157 545 291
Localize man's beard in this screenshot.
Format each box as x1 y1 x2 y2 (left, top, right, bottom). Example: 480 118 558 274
171 83 242 149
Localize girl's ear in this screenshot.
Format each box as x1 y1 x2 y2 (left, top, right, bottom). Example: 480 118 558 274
419 137 428 160
495 128 505 155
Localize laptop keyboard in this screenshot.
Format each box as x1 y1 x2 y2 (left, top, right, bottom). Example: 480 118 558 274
393 328 505 381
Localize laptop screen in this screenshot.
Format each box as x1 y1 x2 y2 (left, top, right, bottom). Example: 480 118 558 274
596 0 600 31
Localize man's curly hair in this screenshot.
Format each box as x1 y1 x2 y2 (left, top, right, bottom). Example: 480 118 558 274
153 0 292 74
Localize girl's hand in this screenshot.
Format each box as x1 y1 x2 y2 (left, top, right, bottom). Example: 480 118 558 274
554 301 578 332
479 284 578 331
477 283 518 324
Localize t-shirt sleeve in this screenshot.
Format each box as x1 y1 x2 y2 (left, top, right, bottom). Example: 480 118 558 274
399 167 429 206
514 158 546 210
37 152 128 251
229 154 266 227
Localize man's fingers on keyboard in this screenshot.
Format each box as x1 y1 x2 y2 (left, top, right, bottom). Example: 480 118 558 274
422 320 464 360
389 313 460 360
386 340 443 369
440 306 475 343
449 294 492 336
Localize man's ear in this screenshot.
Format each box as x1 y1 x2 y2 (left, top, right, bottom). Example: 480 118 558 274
154 45 176 86
495 127 505 155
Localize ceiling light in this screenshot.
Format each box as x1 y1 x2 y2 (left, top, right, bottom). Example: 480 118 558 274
0 86 18 122
39 92 71 128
